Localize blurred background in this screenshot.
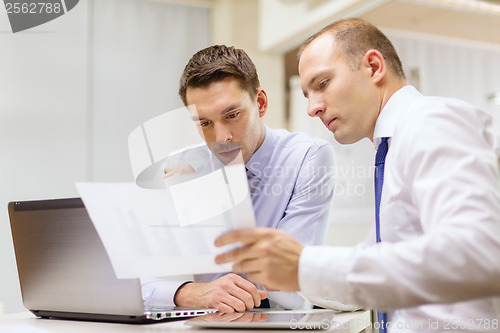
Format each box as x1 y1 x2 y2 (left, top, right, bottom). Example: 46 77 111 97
1 0 500 315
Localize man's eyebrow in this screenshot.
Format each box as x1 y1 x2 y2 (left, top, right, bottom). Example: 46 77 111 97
302 75 319 99
191 103 243 121
308 70 330 87
302 70 331 98
220 103 243 115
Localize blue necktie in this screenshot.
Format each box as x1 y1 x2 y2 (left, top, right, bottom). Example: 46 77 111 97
375 137 389 333
246 167 259 202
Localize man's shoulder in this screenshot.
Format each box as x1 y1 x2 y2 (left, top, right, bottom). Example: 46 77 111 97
265 128 334 167
406 95 480 119
394 95 494 148
398 95 487 132
270 127 331 149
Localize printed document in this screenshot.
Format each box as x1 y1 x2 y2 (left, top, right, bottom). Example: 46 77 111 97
76 162 255 279
77 106 255 279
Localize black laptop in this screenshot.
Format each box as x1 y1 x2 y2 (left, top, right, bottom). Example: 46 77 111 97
8 198 216 323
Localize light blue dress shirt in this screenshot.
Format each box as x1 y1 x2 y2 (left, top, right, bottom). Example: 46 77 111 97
142 126 336 309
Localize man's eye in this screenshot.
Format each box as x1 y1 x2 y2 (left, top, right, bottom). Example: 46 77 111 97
200 121 211 127
227 112 240 120
319 80 329 89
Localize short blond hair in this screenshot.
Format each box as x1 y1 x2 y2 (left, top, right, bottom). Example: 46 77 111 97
299 18 406 79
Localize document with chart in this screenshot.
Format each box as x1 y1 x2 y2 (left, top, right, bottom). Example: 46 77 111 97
76 161 255 279
76 107 256 279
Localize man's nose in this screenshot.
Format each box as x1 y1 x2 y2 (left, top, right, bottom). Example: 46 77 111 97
215 124 233 142
307 96 326 118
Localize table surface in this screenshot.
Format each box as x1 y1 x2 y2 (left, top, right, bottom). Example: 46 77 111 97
0 309 372 332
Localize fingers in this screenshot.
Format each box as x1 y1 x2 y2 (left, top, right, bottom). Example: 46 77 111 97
200 287 246 313
174 276 267 313
214 230 304 292
215 228 274 247
258 289 268 300
207 274 267 313
174 280 248 313
163 166 177 178
232 257 263 275
232 274 266 308
225 287 256 311
224 274 265 310
217 294 248 313
215 243 255 265
218 274 269 310
215 228 281 266
163 163 195 178
246 271 277 291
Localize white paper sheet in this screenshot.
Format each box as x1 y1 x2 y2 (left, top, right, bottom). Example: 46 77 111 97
76 163 255 279
170 168 233 227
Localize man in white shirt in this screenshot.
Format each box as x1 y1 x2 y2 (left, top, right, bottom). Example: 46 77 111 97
215 18 500 332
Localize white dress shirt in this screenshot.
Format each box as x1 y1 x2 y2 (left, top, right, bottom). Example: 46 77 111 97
299 85 500 332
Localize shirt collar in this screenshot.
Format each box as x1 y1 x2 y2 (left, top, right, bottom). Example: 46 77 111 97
373 85 422 149
246 125 274 179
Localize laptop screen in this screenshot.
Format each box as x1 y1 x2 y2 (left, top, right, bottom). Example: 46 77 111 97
9 198 146 317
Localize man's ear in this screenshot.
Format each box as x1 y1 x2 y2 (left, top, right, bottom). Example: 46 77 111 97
256 88 268 118
363 49 386 84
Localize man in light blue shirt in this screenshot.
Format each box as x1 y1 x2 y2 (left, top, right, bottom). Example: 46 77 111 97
142 45 335 313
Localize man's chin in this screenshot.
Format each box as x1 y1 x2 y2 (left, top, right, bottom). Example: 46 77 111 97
216 149 244 165
334 132 362 145
208 142 244 165
333 131 348 145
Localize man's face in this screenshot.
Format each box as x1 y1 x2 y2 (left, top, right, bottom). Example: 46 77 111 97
298 34 380 144
186 77 267 164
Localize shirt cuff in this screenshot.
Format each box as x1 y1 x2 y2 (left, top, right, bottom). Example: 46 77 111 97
266 290 306 309
141 278 191 307
298 245 360 310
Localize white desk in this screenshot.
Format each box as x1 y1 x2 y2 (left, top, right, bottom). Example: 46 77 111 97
0 310 372 332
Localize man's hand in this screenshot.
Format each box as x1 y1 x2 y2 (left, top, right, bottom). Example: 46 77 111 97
174 273 268 313
215 228 304 292
164 164 195 178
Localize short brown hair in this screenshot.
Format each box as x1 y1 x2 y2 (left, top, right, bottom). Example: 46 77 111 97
179 45 260 105
299 18 406 79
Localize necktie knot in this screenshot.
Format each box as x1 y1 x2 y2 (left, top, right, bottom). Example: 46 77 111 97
375 137 389 166
245 167 259 200
245 167 257 180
